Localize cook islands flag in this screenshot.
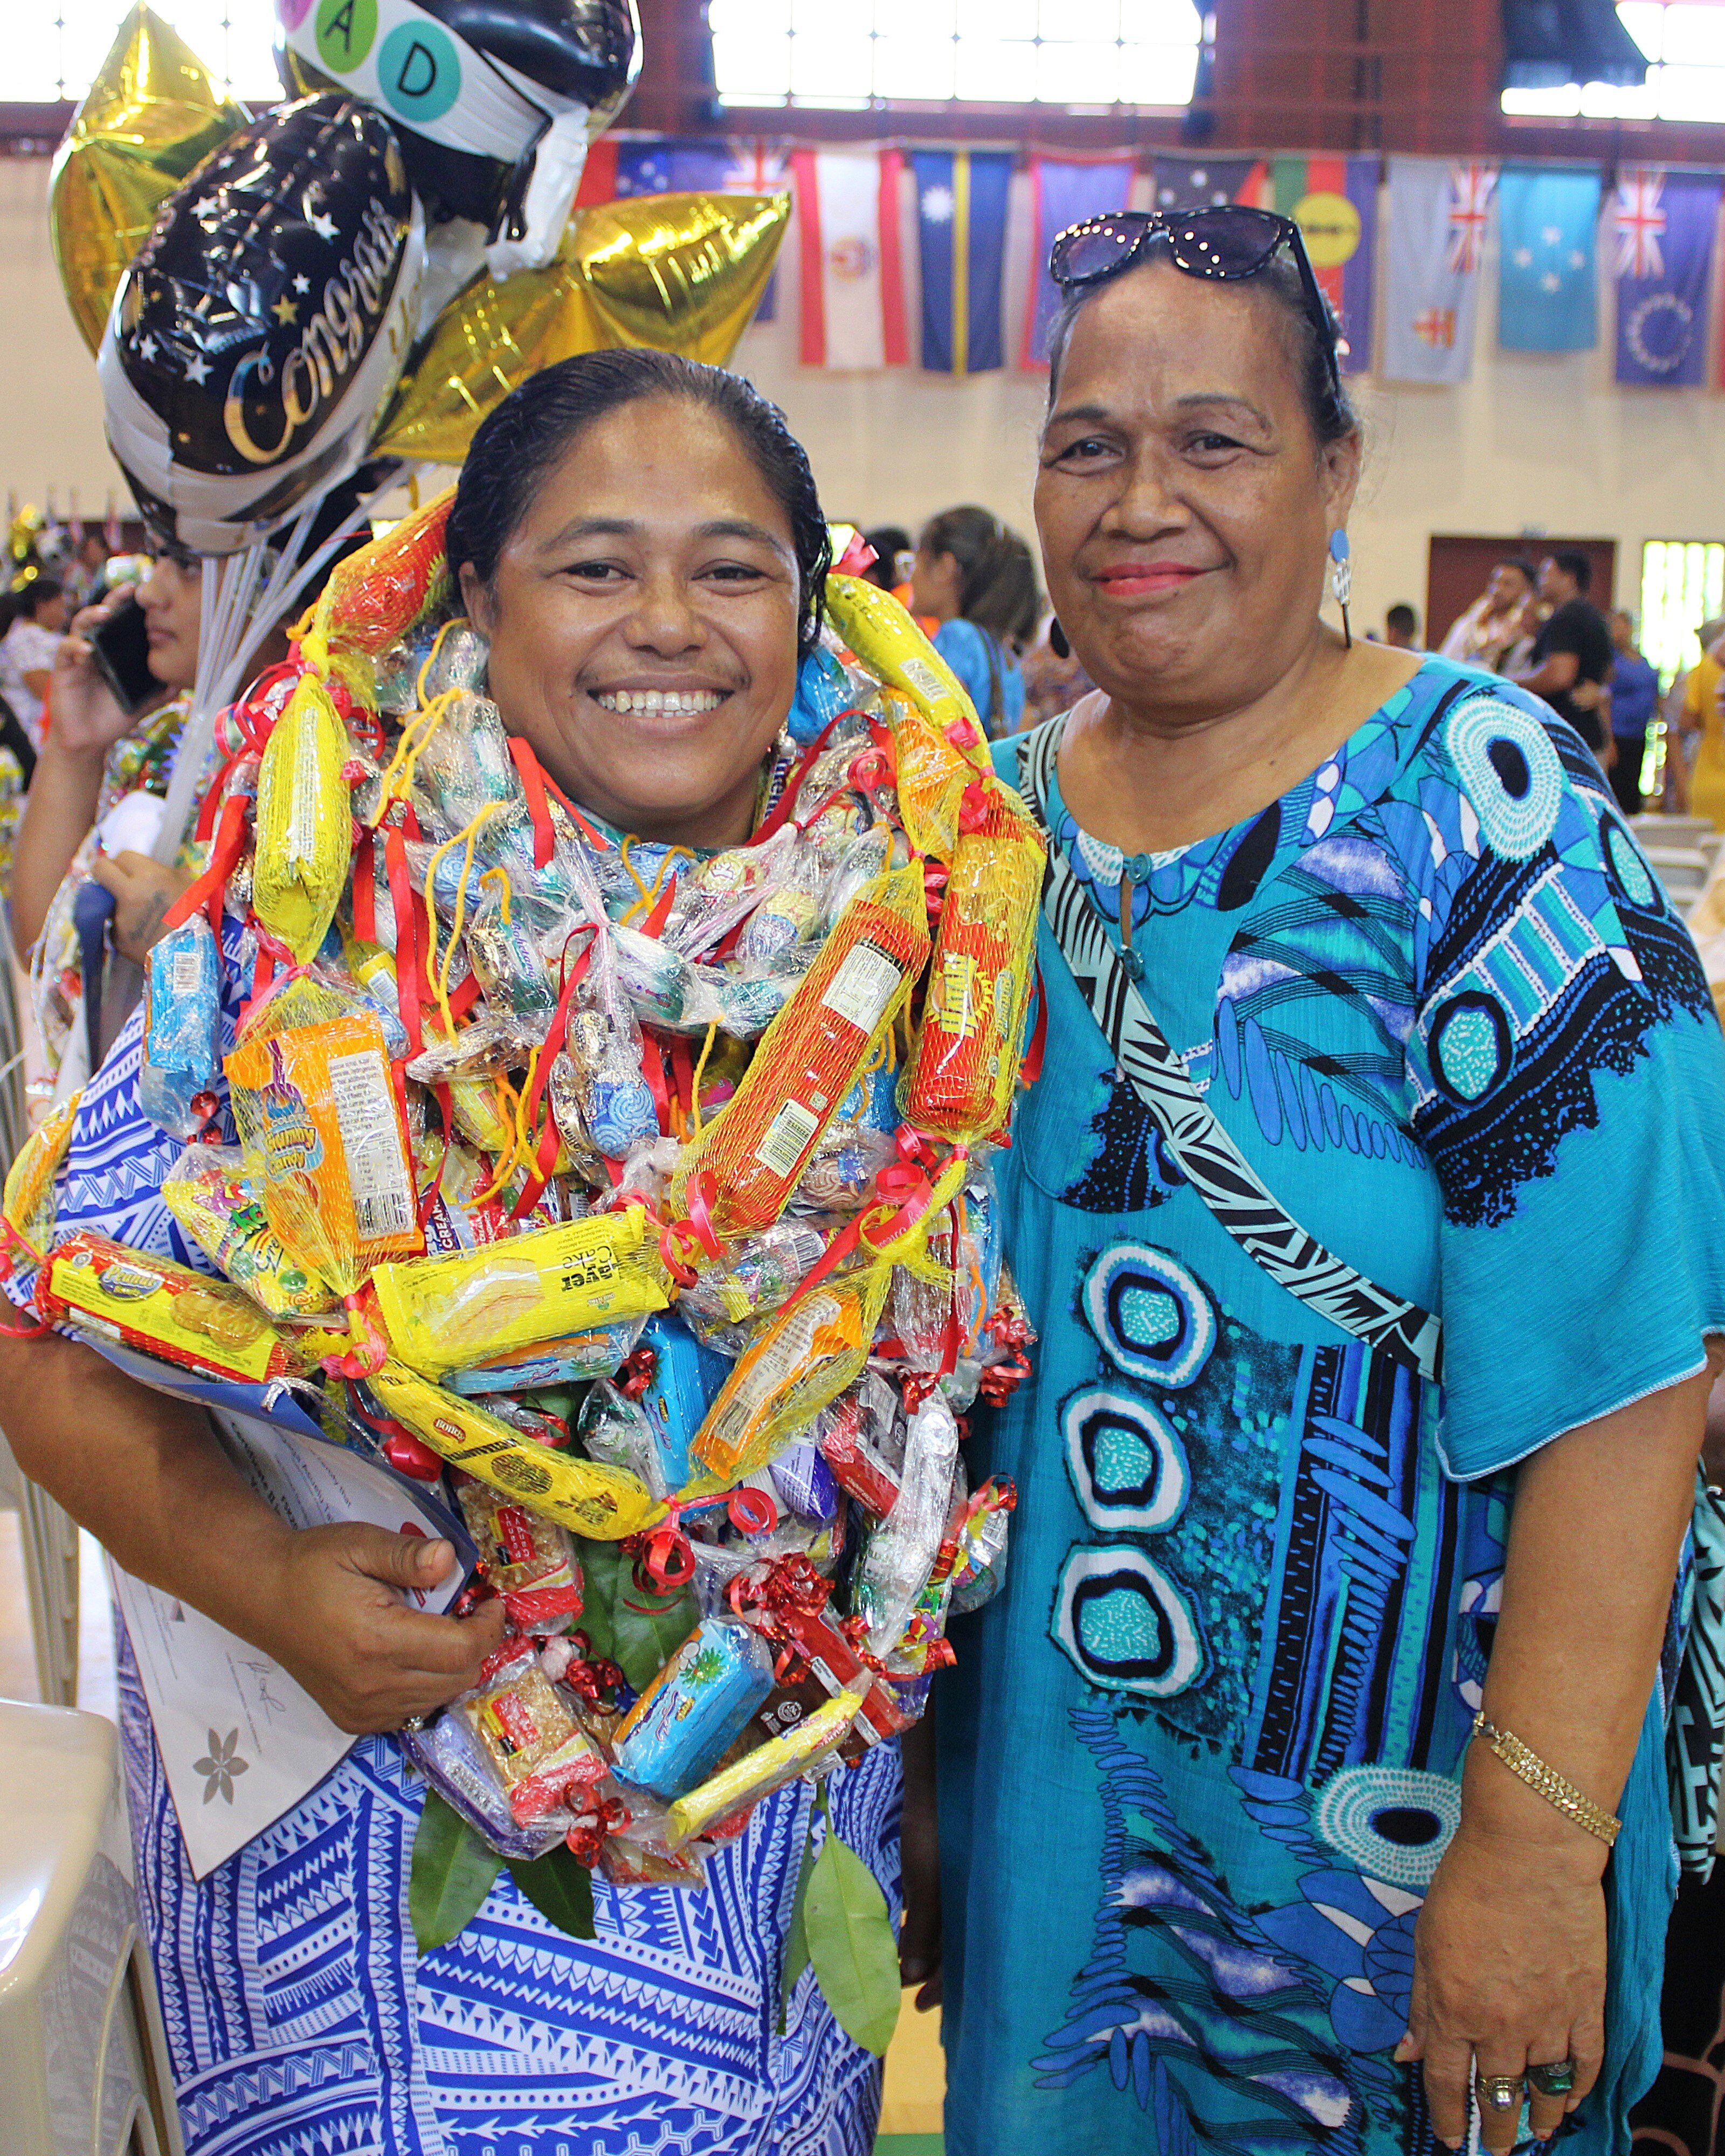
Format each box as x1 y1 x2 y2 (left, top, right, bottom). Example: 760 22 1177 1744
1383 158 1497 384
1267 155 1380 375
1612 168 1722 387
1499 164 1601 352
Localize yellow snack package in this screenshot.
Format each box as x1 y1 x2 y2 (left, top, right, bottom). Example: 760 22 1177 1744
686 1266 892 1490
823 573 989 771
884 693 976 863
368 1208 670 1378
2 1089 83 1261
225 983 424 1298
38 1231 307 1385
901 789 1045 1143
161 1144 337 1318
666 1690 864 1849
365 1359 665 1539
252 674 354 962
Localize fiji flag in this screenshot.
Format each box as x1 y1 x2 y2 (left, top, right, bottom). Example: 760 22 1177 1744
1267 156 1379 375
1499 165 1601 352
1613 169 1722 387
910 150 1014 376
1022 156 1137 366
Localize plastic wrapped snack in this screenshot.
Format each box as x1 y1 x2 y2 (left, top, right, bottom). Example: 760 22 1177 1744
672 862 931 1240
38 1232 306 1384
823 572 987 765
853 1392 963 1656
401 1706 566 1863
2 1088 83 1262
688 1267 893 1488
367 1208 668 1378
365 1360 665 1539
251 675 355 963
610 1618 776 1801
901 789 1043 1142
565 1004 659 1160
679 1221 834 1330
666 1689 864 1848
446 1318 644 1394
459 1644 608 1825
635 1316 730 1490
225 984 423 1297
162 1145 335 1317
138 914 221 1139
456 1483 584 1632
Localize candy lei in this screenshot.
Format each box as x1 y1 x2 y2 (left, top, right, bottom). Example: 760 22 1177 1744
4 491 1043 1906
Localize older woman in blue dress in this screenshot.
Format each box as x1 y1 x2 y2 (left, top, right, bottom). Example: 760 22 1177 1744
916 208 1725 2156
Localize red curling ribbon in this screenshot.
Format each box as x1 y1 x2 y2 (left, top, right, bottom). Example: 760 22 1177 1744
507 735 556 869
351 828 377 943
640 1032 671 1139
509 932 594 1220
667 1034 695 1127
640 872 678 940
957 780 991 834
834 530 878 576
447 972 481 1019
382 1431 445 1481
978 1349 1032 1404
677 1170 723 1262
625 1521 697 1593
751 710 855 842
616 1345 657 1399
381 826 423 1057
162 791 249 939
727 1487 778 1537
327 1288 389 1379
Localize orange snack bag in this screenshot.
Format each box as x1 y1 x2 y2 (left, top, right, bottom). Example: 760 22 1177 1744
673 862 931 1240
686 1266 893 1489
225 985 424 1296
901 790 1044 1143
37 1231 306 1384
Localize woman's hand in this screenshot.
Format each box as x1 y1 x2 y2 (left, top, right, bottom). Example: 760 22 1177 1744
249 1524 506 1734
88 849 192 963
47 591 145 758
1398 1821 1605 2151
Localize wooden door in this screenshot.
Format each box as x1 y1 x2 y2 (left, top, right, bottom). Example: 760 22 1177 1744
1426 535 1619 652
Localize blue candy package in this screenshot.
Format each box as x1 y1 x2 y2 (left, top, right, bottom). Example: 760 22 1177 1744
786 645 852 745
139 913 221 1139
637 1315 730 1491
610 1617 775 1801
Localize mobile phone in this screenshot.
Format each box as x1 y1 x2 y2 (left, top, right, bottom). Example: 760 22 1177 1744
88 596 158 716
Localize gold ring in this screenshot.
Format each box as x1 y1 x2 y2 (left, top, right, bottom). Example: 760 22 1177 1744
1476 2074 1524 2113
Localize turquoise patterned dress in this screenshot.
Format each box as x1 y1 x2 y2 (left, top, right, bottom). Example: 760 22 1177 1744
939 655 1725 2156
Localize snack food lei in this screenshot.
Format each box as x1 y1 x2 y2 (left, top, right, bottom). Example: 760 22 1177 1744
8 489 1041 1918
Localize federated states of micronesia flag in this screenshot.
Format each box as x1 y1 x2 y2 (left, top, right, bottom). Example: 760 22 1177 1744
1612 168 1722 388
910 149 1013 375
1022 156 1137 367
1498 164 1602 352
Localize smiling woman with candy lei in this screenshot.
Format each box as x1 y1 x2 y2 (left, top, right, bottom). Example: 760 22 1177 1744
0 350 1042 2156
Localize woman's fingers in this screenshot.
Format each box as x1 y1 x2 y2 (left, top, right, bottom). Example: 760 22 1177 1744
1472 2051 1531 2156
1420 2030 1478 2150
1523 2034 1578 2143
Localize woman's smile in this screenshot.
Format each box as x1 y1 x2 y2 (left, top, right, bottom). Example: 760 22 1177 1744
589 684 732 717
1089 558 1209 599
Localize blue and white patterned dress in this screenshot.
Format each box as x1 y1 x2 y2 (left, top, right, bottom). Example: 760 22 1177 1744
937 656 1725 2156
33 926 898 2156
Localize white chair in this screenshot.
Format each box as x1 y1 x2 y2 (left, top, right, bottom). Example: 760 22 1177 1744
0 1699 183 2156
0 1434 79 1708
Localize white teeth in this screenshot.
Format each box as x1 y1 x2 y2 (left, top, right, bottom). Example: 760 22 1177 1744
595 689 725 717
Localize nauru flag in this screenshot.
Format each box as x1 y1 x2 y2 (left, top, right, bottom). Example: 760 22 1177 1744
792 148 908 370
910 149 1013 375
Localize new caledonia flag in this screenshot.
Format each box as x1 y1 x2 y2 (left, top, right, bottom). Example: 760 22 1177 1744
1261 156 1381 376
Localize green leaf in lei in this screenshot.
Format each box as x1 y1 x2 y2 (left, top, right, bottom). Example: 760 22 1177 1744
409 1789 503 1952
576 1537 699 1694
507 1842 597 1939
803 1808 901 2056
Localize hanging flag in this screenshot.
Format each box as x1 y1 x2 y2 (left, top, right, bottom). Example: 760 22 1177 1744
792 148 908 370
1382 157 1497 384
909 149 1014 376
1612 168 1722 388
1266 155 1380 374
1498 164 1601 352
1148 155 1269 212
1022 155 1138 367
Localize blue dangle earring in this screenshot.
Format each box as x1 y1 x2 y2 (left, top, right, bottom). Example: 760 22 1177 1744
1329 529 1354 649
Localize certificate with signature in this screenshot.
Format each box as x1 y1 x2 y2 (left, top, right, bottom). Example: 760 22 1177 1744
111 1406 472 1878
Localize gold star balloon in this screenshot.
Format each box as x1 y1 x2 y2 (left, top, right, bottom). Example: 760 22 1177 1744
371 189 791 464
50 4 248 355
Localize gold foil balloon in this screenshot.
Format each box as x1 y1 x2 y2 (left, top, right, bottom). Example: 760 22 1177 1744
50 5 249 356
372 190 790 464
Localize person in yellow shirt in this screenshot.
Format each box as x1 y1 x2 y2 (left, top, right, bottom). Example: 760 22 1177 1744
1676 618 1725 827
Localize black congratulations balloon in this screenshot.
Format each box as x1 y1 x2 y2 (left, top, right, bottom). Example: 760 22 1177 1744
278 0 640 237
98 96 423 556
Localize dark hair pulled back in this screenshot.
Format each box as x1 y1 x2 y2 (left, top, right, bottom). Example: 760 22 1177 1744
1044 248 1360 451
917 505 1041 649
447 350 832 659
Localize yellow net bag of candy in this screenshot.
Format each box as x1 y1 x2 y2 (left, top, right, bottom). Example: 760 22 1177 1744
252 674 355 963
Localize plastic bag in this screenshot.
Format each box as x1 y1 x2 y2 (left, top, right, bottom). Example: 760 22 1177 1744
138 914 221 1139
251 675 354 962
610 1617 775 1801
162 1144 335 1317
37 1231 306 1384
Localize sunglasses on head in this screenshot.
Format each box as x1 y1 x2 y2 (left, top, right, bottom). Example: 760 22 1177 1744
1048 205 1344 407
